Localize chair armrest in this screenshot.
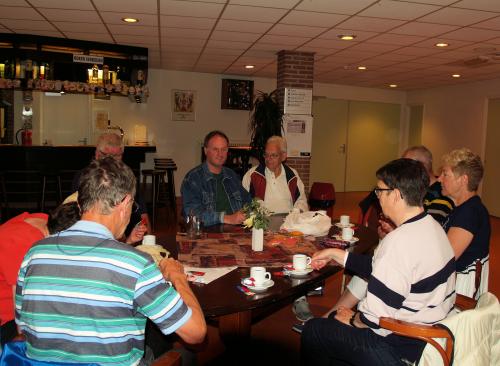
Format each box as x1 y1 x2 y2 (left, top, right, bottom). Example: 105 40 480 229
455 294 477 311
379 317 449 339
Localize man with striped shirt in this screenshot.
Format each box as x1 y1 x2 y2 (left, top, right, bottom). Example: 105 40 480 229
15 157 206 365
301 158 456 365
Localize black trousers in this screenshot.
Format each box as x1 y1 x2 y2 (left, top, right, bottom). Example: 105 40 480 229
301 317 411 366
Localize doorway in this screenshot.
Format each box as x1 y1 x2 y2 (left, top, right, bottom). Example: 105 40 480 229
310 98 401 192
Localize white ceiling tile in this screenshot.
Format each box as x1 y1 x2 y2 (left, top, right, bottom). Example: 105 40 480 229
113 34 158 46
296 0 378 15
216 19 272 33
319 28 379 41
419 7 496 26
339 16 406 32
442 27 500 42
242 49 276 58
63 32 114 43
162 45 202 54
223 5 287 22
211 30 261 42
161 28 210 39
359 0 439 20
413 37 471 49
101 12 158 26
94 0 157 14
268 24 326 37
429 49 476 60
160 0 223 17
54 21 108 33
473 16 500 31
454 43 498 52
295 46 335 56
304 38 356 49
229 0 298 9
29 30 64 37
453 0 500 12
198 54 237 62
412 56 451 65
206 39 251 50
349 42 402 53
162 37 207 47
370 53 417 62
29 0 93 10
484 38 500 46
281 10 348 27
1 19 55 30
204 47 244 55
160 15 216 30
108 24 158 36
38 8 100 23
251 42 287 51
0 6 44 20
333 48 380 59
367 33 427 46
392 46 440 57
0 0 29 6
389 22 458 37
259 34 310 46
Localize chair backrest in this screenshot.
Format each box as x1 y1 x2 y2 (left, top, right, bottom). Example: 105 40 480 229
418 292 500 366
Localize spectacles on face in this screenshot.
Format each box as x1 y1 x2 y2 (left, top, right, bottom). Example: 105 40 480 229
119 195 139 213
264 152 281 159
374 187 394 198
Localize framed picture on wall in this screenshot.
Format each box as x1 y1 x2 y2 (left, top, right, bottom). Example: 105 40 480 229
172 89 196 121
221 79 254 110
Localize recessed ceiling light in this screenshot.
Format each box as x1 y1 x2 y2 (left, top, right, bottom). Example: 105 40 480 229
452 74 461 78
122 17 138 23
245 65 255 69
357 66 367 70
337 34 356 41
389 84 397 88
435 42 449 48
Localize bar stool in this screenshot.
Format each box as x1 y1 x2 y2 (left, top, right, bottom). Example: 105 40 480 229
153 158 177 210
39 169 62 212
141 169 166 230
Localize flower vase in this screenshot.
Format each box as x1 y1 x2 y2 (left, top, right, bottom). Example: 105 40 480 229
252 227 264 251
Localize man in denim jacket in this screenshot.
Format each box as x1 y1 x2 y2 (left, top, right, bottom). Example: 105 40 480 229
181 130 251 226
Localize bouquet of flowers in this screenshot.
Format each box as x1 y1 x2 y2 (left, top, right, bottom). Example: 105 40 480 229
242 198 271 230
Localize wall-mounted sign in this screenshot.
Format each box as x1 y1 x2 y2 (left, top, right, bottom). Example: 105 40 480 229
284 88 312 115
283 114 313 157
172 89 196 121
73 54 104 65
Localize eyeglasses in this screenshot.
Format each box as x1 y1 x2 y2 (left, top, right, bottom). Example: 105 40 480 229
374 188 394 198
264 152 281 159
119 195 139 213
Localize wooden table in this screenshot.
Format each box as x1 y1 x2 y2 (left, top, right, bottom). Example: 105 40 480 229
158 224 378 344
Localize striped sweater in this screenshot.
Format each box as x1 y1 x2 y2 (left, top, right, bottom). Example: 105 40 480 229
15 221 191 365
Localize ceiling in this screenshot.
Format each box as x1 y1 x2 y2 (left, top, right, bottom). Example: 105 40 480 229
2 0 500 90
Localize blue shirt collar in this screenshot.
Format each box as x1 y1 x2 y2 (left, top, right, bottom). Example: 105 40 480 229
56 220 115 240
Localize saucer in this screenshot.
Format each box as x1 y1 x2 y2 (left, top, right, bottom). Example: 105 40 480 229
335 222 355 228
241 278 275 292
284 265 314 278
332 235 359 244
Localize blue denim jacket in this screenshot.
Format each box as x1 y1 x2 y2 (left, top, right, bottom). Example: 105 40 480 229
181 162 251 226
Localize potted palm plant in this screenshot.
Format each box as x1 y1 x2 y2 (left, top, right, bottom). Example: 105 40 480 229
249 89 283 162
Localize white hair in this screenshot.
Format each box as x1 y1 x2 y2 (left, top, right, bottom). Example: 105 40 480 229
266 135 287 153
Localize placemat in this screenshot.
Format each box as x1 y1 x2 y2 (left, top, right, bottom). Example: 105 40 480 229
177 232 321 268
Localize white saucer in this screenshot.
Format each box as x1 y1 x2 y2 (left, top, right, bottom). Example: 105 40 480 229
288 267 314 278
332 235 359 244
335 223 355 228
241 278 275 292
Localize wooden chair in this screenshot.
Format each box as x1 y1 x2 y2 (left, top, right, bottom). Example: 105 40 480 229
152 351 182 366
380 293 499 366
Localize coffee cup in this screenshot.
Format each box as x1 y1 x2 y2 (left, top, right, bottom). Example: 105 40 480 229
342 227 354 241
142 235 156 246
340 215 350 226
293 254 312 271
250 267 271 286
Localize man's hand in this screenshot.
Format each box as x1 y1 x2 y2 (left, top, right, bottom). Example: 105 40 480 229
159 258 186 282
311 248 346 270
224 210 246 225
126 223 147 244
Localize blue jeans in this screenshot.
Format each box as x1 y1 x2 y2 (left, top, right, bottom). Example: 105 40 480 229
301 317 420 366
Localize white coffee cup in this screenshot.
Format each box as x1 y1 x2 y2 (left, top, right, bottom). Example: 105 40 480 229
293 254 312 271
250 267 271 286
342 227 354 241
142 235 156 246
340 215 350 226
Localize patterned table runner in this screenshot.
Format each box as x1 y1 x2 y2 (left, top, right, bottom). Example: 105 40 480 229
177 232 322 268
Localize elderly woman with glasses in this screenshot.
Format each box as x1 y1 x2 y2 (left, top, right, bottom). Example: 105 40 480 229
438 148 491 298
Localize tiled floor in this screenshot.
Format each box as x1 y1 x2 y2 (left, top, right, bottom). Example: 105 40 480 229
156 192 499 365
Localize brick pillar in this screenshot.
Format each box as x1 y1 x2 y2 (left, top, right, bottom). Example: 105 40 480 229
276 50 314 194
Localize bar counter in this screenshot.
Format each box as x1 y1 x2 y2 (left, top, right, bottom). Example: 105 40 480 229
0 144 156 214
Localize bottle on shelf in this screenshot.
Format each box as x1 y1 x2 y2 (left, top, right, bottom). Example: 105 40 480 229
24 59 33 79
103 64 110 85
91 64 99 83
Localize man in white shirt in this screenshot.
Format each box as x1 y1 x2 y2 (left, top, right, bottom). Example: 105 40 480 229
242 136 308 214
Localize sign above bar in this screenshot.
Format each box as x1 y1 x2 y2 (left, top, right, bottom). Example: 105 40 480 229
73 54 104 65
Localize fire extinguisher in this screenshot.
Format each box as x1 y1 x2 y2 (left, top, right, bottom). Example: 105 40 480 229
15 126 32 146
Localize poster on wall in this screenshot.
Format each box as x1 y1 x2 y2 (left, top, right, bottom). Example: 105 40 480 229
172 89 196 121
283 114 313 157
94 110 109 130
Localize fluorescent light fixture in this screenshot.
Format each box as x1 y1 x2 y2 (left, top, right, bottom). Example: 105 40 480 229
337 34 356 41
245 65 255 69
452 74 461 78
122 17 138 23
435 42 449 47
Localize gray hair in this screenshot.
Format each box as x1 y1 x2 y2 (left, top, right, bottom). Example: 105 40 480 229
96 133 124 153
403 145 433 174
78 157 136 215
266 135 287 153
